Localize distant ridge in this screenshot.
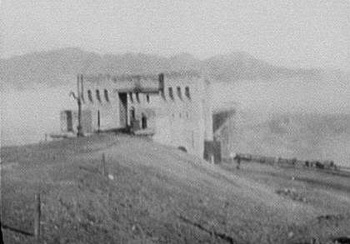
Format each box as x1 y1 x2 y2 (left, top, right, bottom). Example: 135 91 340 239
0 47 339 89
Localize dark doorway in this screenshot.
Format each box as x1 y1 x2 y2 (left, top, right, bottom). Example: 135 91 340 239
119 93 128 127
141 113 147 129
97 110 101 131
130 107 135 122
66 111 73 132
204 141 221 164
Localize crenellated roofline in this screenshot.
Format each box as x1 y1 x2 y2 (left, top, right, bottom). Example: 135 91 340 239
79 70 202 83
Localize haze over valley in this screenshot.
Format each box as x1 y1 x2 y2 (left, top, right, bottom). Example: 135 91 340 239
1 48 350 166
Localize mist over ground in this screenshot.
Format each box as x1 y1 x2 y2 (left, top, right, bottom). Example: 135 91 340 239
212 77 350 115
1 84 76 146
212 77 350 167
2 75 350 166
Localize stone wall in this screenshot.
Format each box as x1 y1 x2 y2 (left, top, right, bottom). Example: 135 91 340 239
81 75 121 131
151 72 212 157
60 110 93 134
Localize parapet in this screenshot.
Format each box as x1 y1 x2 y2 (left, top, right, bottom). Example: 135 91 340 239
81 70 202 83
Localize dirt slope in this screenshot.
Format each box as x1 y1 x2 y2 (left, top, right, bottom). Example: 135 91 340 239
1 134 350 244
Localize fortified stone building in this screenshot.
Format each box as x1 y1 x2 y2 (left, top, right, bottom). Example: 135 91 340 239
61 71 234 163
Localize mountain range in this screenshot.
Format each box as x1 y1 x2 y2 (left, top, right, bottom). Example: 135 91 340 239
1 47 336 90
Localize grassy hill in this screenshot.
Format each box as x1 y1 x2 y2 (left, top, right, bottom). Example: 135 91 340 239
1 134 350 243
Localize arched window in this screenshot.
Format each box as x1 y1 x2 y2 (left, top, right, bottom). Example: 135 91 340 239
159 73 165 98
96 90 101 102
88 90 93 102
185 86 190 99
130 107 135 121
168 87 173 100
104 89 109 102
177 86 182 100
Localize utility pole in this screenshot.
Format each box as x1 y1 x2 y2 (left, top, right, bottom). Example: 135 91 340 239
70 74 84 137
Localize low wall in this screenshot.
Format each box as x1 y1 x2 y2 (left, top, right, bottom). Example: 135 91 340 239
224 153 340 171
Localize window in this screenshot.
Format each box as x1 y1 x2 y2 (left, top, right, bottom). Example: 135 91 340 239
129 92 133 103
97 110 101 130
185 86 190 99
168 87 173 100
141 113 147 129
146 94 150 103
88 90 93 102
177 86 182 99
130 107 135 121
104 89 109 102
96 89 101 102
136 92 140 103
158 73 165 97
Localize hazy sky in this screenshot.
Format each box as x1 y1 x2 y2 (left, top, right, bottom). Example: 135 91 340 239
1 0 350 70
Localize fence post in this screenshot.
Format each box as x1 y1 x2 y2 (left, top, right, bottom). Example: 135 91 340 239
102 153 106 176
34 193 41 240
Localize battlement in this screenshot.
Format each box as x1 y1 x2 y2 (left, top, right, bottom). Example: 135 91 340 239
82 70 201 83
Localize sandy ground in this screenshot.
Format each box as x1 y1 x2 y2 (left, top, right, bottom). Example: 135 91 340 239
1 134 350 244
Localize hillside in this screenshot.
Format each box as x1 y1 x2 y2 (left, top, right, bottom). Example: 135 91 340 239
0 48 328 89
1 134 350 243
230 112 350 167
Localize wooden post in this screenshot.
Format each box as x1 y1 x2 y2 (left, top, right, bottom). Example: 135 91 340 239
102 153 106 176
34 193 41 240
69 74 84 137
77 75 83 137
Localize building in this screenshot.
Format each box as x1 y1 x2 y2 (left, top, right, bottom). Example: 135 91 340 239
60 110 93 134
212 108 236 161
61 71 235 163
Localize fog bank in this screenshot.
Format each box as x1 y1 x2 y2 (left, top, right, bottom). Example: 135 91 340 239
1 85 76 146
211 78 350 167
2 77 350 167
212 78 350 115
